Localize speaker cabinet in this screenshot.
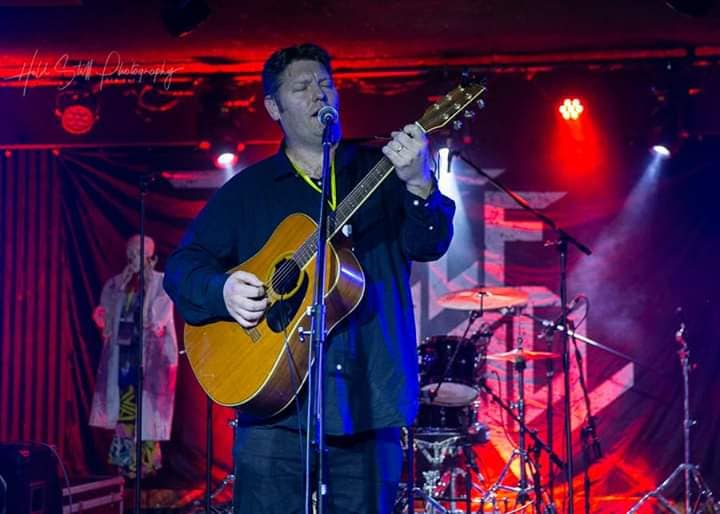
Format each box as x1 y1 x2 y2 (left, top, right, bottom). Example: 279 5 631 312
0 443 62 514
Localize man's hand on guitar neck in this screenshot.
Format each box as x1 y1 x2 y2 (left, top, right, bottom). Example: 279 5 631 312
382 123 434 199
223 270 268 329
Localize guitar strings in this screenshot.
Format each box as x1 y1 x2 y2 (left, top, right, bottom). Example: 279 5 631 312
260 84 482 292
260 156 394 294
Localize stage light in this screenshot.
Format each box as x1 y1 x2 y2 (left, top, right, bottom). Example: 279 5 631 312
60 105 95 135
559 98 584 120
214 151 238 169
209 142 246 170
54 85 99 136
651 145 672 159
648 85 685 159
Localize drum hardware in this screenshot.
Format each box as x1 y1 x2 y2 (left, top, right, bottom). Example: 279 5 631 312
415 435 473 514
399 416 489 514
521 308 640 511
477 344 562 514
420 334 484 408
425 296 486 407
422 291 524 409
190 417 236 514
626 316 719 514
426 286 528 406
436 288 529 312
485 349 560 363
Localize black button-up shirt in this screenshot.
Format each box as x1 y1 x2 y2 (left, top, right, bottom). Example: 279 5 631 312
164 142 455 435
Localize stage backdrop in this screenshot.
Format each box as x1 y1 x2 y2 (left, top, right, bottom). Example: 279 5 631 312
1 71 718 512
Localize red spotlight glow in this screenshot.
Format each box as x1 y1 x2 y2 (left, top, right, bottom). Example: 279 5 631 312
559 98 585 120
61 104 96 135
551 95 608 191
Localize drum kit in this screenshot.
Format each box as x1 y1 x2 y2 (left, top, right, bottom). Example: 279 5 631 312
398 286 564 514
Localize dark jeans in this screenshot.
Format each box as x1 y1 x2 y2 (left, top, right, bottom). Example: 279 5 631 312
232 425 403 514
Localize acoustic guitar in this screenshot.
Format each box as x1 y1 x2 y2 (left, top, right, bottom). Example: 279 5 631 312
184 82 487 418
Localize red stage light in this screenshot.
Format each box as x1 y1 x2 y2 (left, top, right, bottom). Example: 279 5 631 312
559 98 584 120
60 104 96 135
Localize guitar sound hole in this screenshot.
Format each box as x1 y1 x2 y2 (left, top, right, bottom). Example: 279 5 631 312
272 258 300 295
266 258 309 334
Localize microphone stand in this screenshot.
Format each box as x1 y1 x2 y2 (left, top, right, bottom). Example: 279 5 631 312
307 118 336 514
522 312 638 365
206 395 213 514
457 153 592 513
545 330 556 505
568 321 602 514
132 173 155 514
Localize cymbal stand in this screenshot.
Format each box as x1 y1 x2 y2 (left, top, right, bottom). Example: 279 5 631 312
626 321 718 514
477 351 561 514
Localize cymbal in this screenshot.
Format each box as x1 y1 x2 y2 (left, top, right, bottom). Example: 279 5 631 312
486 348 560 362
437 287 529 311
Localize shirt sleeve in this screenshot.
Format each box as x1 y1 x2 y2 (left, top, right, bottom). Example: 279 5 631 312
399 181 456 262
163 187 238 325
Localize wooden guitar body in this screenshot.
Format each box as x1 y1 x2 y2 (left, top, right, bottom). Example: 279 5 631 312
184 213 365 418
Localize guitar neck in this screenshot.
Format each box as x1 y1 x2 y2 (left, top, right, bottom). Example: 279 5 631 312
290 81 487 270
292 155 395 269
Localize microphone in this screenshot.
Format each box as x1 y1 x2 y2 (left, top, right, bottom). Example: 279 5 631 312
538 295 585 339
317 105 338 126
565 295 584 315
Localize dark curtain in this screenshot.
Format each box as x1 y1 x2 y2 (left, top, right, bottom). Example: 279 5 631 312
0 148 234 486
0 151 72 458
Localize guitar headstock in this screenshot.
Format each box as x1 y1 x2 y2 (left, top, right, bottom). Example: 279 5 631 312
418 81 487 134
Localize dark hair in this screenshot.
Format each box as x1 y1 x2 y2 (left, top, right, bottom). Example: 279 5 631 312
262 43 332 97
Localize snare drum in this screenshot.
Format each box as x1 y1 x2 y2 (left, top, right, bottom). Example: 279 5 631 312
418 335 482 407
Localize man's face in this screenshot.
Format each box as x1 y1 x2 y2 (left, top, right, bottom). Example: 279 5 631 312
264 59 340 147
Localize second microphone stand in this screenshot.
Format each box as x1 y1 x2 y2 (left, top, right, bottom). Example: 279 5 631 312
457 153 592 513
626 318 718 514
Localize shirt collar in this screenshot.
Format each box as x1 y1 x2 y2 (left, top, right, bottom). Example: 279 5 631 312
271 139 357 182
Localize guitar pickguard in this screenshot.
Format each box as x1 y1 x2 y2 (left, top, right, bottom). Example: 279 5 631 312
266 258 309 333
